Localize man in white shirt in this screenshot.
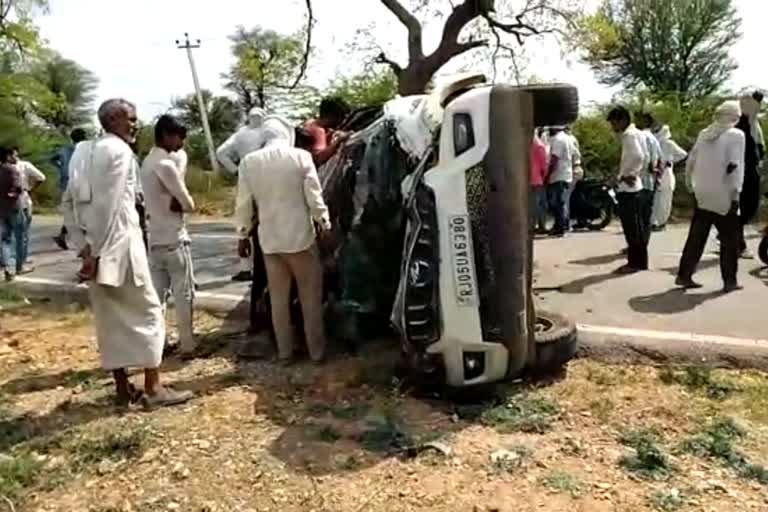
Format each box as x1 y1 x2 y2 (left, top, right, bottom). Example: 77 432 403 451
217 107 268 283
607 106 650 273
235 117 331 364
8 147 45 272
141 115 197 357
676 101 745 293
546 126 574 237
636 113 663 249
62 98 193 408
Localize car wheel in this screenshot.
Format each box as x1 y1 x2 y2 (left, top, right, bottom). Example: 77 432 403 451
759 236 768 266
522 84 579 127
533 310 578 373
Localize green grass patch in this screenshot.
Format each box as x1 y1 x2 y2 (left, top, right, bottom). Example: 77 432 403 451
619 429 674 480
68 426 148 470
0 452 44 501
0 285 29 310
648 488 685 511
679 417 768 484
307 424 342 444
659 365 739 400
480 393 559 434
540 471 582 497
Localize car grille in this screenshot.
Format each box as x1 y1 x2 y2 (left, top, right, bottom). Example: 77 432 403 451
465 165 502 341
404 184 440 346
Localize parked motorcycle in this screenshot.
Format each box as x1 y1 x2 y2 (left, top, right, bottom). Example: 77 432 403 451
569 177 617 231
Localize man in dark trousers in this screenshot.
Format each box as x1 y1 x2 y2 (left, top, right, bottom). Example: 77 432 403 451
736 93 763 257
607 106 649 274
676 101 744 292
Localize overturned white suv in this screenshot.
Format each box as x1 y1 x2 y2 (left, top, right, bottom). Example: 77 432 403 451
319 76 579 388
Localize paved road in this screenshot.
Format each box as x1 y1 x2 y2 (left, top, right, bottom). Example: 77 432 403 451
15 215 768 349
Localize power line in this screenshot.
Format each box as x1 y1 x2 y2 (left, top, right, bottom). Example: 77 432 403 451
175 32 219 175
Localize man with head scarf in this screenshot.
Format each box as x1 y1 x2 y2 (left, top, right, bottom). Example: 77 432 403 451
61 98 193 408
234 116 331 364
650 117 688 230
676 100 745 293
217 107 268 282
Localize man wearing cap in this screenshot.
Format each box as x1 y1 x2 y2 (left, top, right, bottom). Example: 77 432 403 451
234 116 331 364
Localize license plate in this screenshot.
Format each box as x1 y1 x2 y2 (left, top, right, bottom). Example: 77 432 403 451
448 215 478 307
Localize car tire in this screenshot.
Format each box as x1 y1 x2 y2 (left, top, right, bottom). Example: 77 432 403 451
533 310 578 373
759 236 768 266
522 84 579 127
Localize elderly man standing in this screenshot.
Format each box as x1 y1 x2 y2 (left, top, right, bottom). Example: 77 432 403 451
62 98 193 408
141 115 197 357
676 101 745 292
608 106 649 274
217 107 267 283
651 117 688 230
235 117 331 364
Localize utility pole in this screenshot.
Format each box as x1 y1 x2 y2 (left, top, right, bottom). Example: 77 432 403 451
176 33 219 174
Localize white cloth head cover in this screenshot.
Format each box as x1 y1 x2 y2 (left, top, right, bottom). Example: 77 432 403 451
701 100 741 142
247 107 266 128
261 115 295 148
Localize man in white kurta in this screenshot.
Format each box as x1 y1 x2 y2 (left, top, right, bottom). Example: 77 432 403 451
235 117 331 363
8 148 45 271
651 123 688 229
676 101 745 293
217 107 268 282
62 98 193 408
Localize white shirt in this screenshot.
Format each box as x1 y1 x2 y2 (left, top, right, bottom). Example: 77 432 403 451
548 131 573 183
140 147 195 246
617 124 647 193
17 160 46 210
641 129 662 190
686 128 745 216
235 143 330 255
216 126 267 175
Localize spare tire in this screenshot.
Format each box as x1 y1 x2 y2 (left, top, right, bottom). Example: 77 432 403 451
522 84 579 128
533 310 578 373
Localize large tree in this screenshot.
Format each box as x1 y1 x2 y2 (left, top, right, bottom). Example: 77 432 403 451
33 52 98 130
373 0 576 95
171 90 240 144
578 0 741 98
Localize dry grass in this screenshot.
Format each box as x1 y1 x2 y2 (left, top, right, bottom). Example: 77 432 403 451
2 301 768 511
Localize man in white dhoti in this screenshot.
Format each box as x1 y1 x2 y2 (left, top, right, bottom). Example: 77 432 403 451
62 98 193 408
650 116 688 230
217 107 267 283
141 115 197 357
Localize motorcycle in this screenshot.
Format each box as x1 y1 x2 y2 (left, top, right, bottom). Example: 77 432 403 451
569 177 617 231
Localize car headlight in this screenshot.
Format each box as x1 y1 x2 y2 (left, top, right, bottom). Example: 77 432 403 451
453 113 475 156
463 351 486 381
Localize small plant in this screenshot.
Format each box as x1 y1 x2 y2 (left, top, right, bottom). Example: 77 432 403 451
540 471 582 497
649 488 685 511
481 393 559 434
490 445 533 473
659 365 738 400
357 416 411 454
619 429 673 480
589 398 614 422
0 452 43 501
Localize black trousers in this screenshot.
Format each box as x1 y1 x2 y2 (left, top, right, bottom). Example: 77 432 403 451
617 191 649 270
639 189 655 245
249 231 270 332
739 171 761 252
678 208 739 285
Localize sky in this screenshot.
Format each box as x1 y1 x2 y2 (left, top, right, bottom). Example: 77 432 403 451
36 0 768 122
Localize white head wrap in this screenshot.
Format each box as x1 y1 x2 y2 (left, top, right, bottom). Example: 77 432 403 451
700 100 741 142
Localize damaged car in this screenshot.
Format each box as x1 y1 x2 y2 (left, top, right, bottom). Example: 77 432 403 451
317 75 579 388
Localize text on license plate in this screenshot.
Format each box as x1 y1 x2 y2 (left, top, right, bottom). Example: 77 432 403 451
448 215 478 307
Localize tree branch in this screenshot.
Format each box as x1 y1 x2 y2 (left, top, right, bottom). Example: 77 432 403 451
288 0 314 90
381 0 424 59
375 52 403 75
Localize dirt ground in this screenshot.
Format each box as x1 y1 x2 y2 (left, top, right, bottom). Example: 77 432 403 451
2 297 768 511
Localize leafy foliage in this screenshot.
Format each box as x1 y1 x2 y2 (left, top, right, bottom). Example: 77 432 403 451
619 428 674 479
326 70 398 109
577 0 741 98
33 51 99 130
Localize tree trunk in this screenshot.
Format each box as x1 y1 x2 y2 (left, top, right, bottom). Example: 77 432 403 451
397 62 440 95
